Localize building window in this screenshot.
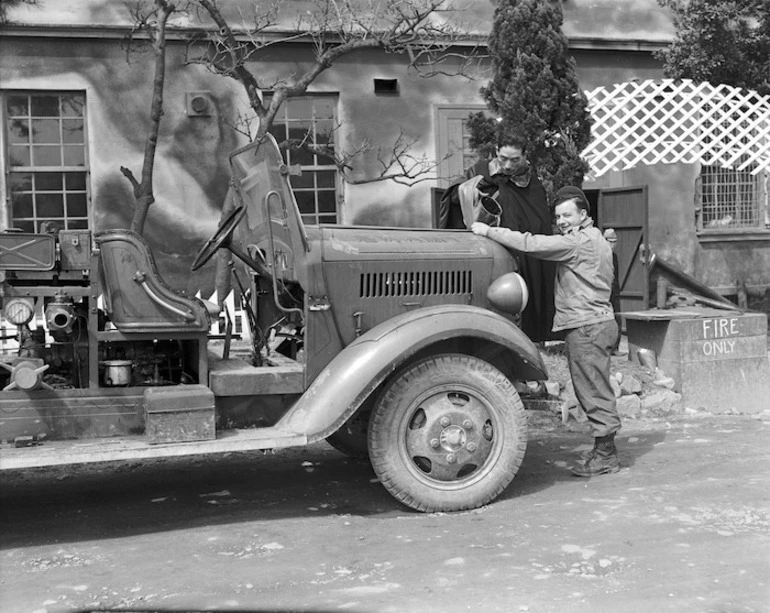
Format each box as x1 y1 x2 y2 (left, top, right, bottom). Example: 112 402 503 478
266 95 339 225
435 106 488 189
697 163 769 231
4 92 90 232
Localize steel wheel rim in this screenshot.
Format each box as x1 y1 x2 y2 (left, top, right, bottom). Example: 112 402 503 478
396 383 503 490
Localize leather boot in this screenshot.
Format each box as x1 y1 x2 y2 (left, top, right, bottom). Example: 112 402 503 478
572 433 620 477
578 441 598 461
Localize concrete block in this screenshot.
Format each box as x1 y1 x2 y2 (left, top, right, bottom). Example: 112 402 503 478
626 307 769 414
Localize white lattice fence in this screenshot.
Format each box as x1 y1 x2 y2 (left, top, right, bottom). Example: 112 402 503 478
582 78 770 177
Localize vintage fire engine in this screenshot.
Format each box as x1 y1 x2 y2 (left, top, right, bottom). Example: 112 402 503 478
0 135 547 512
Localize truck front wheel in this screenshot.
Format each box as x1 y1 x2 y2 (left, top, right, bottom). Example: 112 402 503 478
368 353 527 512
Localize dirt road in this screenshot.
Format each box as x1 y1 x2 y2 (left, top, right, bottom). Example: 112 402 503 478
1 411 768 613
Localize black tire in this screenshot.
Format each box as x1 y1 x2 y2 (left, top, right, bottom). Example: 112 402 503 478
326 410 371 459
368 353 527 513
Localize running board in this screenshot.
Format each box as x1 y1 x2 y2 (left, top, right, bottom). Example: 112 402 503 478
0 427 308 470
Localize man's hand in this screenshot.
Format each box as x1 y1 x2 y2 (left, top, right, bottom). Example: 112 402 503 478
471 222 490 237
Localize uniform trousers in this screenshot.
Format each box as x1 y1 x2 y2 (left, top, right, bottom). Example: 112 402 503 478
564 319 621 438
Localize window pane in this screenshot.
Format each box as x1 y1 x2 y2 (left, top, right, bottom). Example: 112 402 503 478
36 172 64 191
66 193 88 217
288 121 312 141
290 171 314 188
312 146 335 166
13 220 35 233
7 95 28 117
63 146 85 166
9 172 33 191
33 145 62 166
31 95 60 117
314 120 335 145
39 218 65 232
65 171 87 190
9 145 31 166
294 191 316 215
8 119 30 143
37 193 64 217
31 118 60 144
318 214 337 224
61 94 85 118
287 98 313 119
67 218 89 230
316 170 335 188
289 145 313 166
62 119 84 144
11 193 34 218
268 124 286 142
313 98 336 120
317 190 336 213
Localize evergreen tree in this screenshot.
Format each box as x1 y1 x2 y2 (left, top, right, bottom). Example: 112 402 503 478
656 0 770 96
467 0 592 202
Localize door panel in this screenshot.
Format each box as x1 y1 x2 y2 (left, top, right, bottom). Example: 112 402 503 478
598 186 650 317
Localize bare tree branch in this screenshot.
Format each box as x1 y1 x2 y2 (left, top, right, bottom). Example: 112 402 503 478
185 0 477 189
121 0 181 234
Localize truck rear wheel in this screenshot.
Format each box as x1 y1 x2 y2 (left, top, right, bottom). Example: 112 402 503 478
368 353 527 512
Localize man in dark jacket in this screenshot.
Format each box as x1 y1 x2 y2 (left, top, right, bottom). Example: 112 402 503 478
471 186 621 477
439 133 556 342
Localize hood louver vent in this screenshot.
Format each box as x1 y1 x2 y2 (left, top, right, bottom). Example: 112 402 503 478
360 270 472 298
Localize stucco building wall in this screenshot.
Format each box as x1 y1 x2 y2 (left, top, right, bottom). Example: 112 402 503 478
1 1 768 306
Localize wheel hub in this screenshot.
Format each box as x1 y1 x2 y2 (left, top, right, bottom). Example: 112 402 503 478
401 388 501 483
439 424 467 451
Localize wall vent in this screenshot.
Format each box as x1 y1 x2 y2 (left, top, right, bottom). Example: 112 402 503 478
186 91 214 117
360 270 472 298
373 79 399 95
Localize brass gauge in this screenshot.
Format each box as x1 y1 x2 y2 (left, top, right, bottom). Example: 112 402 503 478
3 297 35 326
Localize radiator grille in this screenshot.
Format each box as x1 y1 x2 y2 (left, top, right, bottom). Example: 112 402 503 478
360 270 472 298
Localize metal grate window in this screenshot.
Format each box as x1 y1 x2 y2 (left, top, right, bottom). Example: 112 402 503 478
265 95 339 225
360 270 472 298
698 163 765 230
5 92 90 232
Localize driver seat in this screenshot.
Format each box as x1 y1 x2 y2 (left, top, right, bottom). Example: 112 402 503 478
96 230 219 333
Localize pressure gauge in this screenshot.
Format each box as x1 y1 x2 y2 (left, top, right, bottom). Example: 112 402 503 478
3 297 35 326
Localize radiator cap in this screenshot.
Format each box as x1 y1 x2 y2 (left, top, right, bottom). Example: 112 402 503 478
486 272 529 315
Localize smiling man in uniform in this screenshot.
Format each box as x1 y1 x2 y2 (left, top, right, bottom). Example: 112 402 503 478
472 186 621 476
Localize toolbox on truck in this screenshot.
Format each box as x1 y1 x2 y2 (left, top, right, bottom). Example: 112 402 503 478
143 385 216 444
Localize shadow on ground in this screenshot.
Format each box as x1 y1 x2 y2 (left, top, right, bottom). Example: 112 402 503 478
0 416 671 549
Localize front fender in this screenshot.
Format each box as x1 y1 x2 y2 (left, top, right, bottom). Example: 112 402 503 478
278 304 547 442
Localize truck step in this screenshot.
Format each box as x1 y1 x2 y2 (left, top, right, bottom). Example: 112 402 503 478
208 352 305 396
0 427 308 470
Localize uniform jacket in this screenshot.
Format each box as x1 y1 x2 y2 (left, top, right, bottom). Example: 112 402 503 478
485 217 615 332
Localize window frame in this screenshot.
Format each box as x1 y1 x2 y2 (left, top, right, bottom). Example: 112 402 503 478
264 93 340 226
2 90 91 233
695 163 770 239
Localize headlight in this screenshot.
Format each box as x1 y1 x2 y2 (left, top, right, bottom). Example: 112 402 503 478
486 272 529 315
3 297 35 325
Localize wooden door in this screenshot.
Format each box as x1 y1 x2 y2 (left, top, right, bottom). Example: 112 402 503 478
598 186 650 318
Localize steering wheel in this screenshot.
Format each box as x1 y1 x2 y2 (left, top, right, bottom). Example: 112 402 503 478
191 206 247 272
